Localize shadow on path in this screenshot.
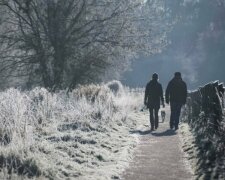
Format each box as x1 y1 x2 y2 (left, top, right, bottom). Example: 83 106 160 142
151 129 177 137
129 129 177 136
129 129 152 135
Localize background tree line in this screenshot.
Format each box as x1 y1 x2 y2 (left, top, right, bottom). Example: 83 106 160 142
123 0 225 89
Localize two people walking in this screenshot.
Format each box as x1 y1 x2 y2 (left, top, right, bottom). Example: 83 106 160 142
144 72 187 131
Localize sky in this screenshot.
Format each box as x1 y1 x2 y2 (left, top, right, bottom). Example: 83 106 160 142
121 0 225 90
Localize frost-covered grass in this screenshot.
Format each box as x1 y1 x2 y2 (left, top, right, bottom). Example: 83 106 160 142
0 81 144 179
180 123 198 179
181 114 225 180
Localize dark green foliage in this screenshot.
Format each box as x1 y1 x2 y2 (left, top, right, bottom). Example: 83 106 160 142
47 135 97 145
0 154 41 178
111 175 120 179
57 122 105 133
0 131 11 145
96 155 104 161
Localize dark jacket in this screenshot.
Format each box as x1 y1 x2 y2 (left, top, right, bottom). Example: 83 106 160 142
166 77 187 104
144 80 164 109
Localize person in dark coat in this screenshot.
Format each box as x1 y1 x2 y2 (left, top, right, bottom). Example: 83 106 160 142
166 72 187 130
144 73 165 131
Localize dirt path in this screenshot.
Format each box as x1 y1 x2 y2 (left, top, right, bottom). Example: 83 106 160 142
121 105 194 180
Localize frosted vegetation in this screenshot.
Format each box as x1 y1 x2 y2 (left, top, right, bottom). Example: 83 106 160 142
0 0 169 90
0 81 144 179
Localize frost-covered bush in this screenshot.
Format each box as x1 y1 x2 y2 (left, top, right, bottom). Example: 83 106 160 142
106 80 124 96
72 84 113 103
0 88 34 146
28 87 60 126
0 81 143 179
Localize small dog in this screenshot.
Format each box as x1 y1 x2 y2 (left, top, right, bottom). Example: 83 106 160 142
161 110 166 123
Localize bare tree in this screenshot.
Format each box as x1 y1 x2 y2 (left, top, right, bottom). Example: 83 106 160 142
0 0 169 90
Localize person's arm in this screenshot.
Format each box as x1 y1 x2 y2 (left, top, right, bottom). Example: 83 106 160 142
144 84 149 106
160 84 165 107
183 82 188 105
165 82 171 104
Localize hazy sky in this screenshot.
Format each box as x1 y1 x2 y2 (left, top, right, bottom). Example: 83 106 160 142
122 0 225 90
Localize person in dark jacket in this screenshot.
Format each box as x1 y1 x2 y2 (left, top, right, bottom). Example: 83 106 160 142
144 73 165 131
166 72 187 130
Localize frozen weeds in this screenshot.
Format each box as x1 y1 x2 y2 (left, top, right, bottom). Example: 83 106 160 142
0 82 144 179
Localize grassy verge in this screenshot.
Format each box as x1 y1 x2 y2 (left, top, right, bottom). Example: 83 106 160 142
0 81 144 179
180 120 225 180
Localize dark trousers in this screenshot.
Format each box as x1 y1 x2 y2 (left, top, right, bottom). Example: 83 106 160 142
149 107 159 129
170 102 183 129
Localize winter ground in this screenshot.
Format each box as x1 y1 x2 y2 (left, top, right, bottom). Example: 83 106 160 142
1 81 223 180
0 81 146 179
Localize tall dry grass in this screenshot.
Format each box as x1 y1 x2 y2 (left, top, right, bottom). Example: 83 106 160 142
0 81 144 179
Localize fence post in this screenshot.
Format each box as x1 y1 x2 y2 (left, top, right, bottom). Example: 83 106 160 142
186 81 224 134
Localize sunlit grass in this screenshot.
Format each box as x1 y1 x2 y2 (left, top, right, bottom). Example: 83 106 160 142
0 81 144 179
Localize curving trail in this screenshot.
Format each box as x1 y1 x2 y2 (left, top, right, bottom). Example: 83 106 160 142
121 105 194 180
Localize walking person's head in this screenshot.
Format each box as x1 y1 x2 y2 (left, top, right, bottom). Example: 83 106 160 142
152 73 158 81
174 72 182 79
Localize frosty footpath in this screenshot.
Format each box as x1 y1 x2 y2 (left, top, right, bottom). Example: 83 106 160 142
122 105 193 180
